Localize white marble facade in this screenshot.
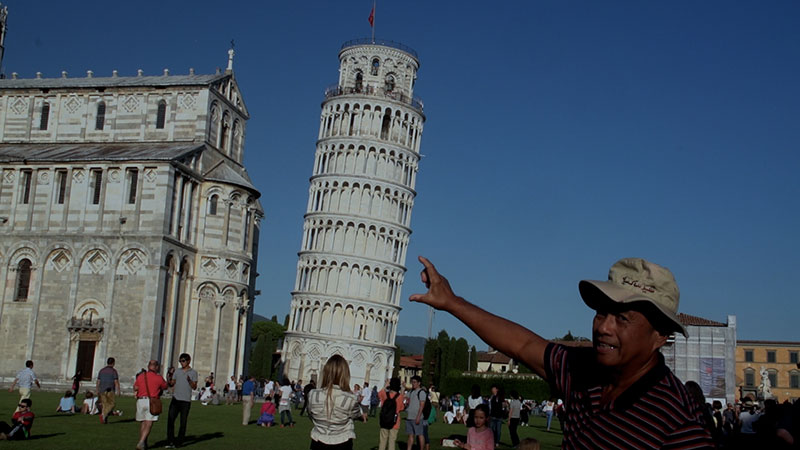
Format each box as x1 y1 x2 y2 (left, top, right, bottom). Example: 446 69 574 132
282 40 425 386
0 49 262 387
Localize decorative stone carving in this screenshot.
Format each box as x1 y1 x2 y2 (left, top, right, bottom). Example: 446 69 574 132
225 260 238 279
82 249 109 274
3 169 15 184
179 93 196 111
72 169 85 183
199 286 216 301
64 96 81 114
108 169 121 183
38 171 50 185
144 168 157 183
201 257 219 275
48 250 72 273
122 95 139 113
10 97 27 115
119 249 146 275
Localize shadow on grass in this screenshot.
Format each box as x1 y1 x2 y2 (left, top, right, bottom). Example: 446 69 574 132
150 432 224 448
27 432 65 440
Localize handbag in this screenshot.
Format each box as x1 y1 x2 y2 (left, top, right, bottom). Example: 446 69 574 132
143 371 163 415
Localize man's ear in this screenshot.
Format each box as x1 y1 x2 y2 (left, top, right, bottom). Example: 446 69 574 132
651 330 668 351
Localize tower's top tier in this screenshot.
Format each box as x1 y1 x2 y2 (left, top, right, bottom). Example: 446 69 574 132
333 39 422 111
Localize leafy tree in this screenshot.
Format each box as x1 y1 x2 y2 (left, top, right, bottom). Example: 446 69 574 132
249 320 286 379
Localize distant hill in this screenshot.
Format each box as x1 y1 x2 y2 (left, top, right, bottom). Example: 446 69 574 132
252 313 269 323
395 335 426 355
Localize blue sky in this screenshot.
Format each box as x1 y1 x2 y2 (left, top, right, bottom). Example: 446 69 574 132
5 1 799 346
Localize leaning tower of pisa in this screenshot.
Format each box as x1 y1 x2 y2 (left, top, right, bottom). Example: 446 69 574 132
281 39 425 386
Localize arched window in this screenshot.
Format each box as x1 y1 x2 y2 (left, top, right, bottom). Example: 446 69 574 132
371 58 380 76
380 111 391 140
791 370 800 389
208 194 218 216
384 74 395 93
156 100 166 129
95 101 106 130
220 113 230 152
15 259 32 301
355 72 363 93
39 102 50 130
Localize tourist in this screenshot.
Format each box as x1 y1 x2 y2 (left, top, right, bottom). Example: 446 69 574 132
488 384 505 445
307 355 362 449
454 403 493 450
165 353 198 449
71 370 82 397
96 357 120 424
8 360 40 409
300 379 316 416
236 376 243 402
0 398 34 440
507 390 522 447
133 360 168 450
466 384 482 427
278 377 295 427
543 400 554 431
369 385 380 417
56 390 76 413
409 256 713 447
226 376 237 405
405 375 427 450
378 377 405 450
81 391 98 415
257 396 276 427
359 381 372 422
241 375 256 425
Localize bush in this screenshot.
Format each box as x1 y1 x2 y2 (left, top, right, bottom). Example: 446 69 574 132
440 370 550 400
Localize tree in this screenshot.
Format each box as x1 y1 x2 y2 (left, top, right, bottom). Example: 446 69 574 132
249 320 286 379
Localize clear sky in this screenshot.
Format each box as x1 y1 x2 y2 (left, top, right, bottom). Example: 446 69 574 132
4 1 799 347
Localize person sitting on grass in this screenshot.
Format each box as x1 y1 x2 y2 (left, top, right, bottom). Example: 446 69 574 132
56 390 76 413
0 398 35 440
257 396 277 427
454 404 493 450
82 391 99 415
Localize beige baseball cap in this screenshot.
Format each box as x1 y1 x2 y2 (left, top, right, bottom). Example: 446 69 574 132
579 258 687 337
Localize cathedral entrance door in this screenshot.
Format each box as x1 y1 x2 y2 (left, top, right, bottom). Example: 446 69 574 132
76 340 96 380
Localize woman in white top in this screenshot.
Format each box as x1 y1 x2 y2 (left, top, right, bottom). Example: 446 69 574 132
308 355 362 450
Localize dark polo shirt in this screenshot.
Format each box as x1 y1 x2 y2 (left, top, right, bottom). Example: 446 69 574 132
544 343 713 449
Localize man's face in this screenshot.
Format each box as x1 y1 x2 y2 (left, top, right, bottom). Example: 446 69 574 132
411 379 420 389
179 357 190 368
592 308 665 371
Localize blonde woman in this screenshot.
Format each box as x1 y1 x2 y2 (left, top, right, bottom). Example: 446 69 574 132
308 355 362 450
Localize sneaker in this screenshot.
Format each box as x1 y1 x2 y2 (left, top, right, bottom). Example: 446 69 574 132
164 444 176 449
117 410 123 416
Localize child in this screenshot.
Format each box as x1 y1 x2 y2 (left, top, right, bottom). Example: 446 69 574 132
81 391 98 415
454 404 493 450
518 437 540 450
56 390 76 414
257 396 276 427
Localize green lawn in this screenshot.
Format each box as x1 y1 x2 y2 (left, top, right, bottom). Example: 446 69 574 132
1 391 563 449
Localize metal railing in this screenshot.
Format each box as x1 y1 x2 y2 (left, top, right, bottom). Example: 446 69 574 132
324 84 424 111
340 38 418 60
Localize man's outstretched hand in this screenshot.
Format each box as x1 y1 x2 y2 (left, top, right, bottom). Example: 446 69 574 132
409 256 459 311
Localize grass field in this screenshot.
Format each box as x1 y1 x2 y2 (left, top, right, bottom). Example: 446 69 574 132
1 390 564 449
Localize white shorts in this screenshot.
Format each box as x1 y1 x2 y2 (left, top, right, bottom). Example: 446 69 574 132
136 398 159 422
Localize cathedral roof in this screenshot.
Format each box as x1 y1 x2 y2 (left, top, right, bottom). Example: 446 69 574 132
0 142 203 162
0 73 228 90
204 162 259 195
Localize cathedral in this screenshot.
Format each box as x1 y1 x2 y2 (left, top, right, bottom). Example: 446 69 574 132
0 6 262 386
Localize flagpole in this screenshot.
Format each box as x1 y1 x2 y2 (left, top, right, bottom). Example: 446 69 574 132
371 0 376 43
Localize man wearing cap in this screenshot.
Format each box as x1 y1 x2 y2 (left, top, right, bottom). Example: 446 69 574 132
410 256 713 449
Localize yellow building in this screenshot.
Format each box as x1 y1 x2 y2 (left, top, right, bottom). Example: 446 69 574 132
736 340 800 402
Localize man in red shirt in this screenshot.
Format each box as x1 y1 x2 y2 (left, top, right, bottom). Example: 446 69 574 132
133 360 168 450
0 398 34 440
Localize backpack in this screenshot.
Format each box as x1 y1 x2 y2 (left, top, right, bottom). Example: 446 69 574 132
380 392 399 429
419 389 432 419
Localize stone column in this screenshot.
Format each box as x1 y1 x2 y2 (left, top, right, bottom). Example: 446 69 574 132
210 300 225 375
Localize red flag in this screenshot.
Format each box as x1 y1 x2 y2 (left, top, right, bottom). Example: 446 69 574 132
368 6 375 27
